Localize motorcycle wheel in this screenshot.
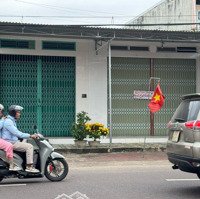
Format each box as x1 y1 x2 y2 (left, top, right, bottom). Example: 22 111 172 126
45 158 68 182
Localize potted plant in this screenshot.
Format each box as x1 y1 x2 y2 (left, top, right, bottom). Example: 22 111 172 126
85 122 109 147
72 111 91 147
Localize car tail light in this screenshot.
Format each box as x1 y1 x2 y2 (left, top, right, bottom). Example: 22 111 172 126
185 121 195 129
195 121 200 129
185 120 200 129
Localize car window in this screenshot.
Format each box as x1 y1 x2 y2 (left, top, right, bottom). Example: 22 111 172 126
171 100 200 123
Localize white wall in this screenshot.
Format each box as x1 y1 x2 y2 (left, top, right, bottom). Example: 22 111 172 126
0 35 200 127
0 35 108 126
110 40 200 59
76 40 108 125
129 0 194 31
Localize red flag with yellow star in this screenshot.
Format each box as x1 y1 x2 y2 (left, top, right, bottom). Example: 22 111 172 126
148 84 165 113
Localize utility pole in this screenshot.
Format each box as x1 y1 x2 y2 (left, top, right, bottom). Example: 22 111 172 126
149 73 160 136
149 59 154 136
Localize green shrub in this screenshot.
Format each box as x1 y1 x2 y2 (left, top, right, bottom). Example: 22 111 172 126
72 111 91 140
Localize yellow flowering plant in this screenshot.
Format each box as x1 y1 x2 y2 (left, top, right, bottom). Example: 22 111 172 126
85 123 109 141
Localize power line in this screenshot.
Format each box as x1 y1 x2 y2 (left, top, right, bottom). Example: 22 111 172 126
14 0 123 16
0 14 199 19
0 15 125 18
13 0 200 20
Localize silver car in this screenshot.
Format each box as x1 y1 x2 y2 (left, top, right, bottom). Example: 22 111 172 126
167 93 200 178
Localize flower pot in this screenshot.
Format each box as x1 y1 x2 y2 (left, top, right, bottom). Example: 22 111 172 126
88 140 101 147
74 140 87 148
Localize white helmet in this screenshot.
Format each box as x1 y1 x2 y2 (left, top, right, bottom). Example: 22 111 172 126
0 104 4 111
8 105 23 112
8 105 23 117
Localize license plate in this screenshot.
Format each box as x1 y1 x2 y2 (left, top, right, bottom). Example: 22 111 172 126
171 131 180 142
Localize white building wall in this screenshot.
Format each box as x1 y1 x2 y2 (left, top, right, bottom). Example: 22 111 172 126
0 35 108 126
110 40 199 59
0 35 200 126
128 0 194 31
76 40 108 125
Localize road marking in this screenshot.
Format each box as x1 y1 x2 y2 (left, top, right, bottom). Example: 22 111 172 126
0 184 26 187
166 179 200 182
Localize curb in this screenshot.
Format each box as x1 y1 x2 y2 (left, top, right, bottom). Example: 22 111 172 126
53 143 167 154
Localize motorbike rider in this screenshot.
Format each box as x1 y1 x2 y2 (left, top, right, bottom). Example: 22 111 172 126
2 105 39 173
0 104 21 171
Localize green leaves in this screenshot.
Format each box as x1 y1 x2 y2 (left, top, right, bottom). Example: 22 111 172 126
72 111 91 141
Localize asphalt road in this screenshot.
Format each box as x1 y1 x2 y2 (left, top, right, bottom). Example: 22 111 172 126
0 152 200 199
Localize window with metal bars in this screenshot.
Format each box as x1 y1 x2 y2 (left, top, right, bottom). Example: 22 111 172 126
0 39 35 49
111 45 149 51
157 47 196 53
42 41 76 51
177 47 197 53
157 47 176 52
111 46 128 50
130 46 149 51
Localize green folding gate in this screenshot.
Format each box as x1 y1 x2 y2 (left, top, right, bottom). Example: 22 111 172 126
154 59 196 135
110 57 196 137
0 55 75 137
110 57 150 136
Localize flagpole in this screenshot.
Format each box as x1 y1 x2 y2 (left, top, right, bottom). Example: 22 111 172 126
149 80 154 136
149 76 160 136
150 58 154 136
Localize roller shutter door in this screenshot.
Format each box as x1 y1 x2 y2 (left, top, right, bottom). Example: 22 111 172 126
110 57 196 136
0 55 75 137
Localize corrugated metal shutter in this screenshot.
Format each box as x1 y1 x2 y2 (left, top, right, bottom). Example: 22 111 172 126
110 57 196 137
41 56 75 137
110 57 150 136
0 55 37 133
154 58 196 136
0 55 75 137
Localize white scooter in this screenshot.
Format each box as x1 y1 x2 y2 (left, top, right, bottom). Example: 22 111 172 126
0 127 68 182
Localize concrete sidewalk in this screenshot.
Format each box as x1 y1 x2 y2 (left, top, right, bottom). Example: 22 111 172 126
49 137 168 153
63 151 169 169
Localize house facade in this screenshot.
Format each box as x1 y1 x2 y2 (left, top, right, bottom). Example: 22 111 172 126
128 0 200 31
0 22 200 137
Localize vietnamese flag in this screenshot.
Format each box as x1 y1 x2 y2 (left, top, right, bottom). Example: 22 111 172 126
148 84 165 113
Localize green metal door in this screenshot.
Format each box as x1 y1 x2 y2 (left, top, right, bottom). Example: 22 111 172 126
0 55 75 137
110 57 196 137
110 57 150 136
0 55 37 132
41 56 75 137
154 58 196 136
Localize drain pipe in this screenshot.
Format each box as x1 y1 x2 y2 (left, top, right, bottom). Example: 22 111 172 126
108 40 112 152
95 37 114 152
